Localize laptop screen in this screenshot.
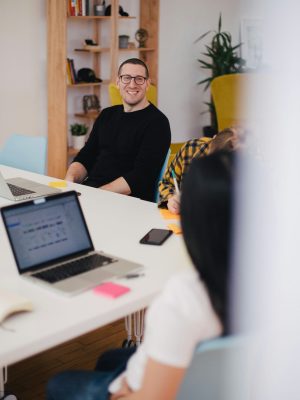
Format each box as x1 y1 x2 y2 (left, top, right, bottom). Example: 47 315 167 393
1 191 94 273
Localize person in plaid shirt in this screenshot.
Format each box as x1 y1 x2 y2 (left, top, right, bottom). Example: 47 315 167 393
158 127 241 214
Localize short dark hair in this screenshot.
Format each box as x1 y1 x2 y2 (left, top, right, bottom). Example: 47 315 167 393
180 151 234 328
118 58 149 78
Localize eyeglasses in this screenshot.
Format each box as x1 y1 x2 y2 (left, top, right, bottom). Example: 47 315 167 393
119 75 147 85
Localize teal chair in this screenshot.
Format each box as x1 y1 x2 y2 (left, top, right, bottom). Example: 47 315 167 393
0 134 47 174
177 336 250 400
155 148 171 203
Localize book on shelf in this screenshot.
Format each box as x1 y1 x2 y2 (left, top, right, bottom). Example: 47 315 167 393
66 59 72 84
70 59 77 83
68 0 76 16
67 58 77 84
82 0 86 16
85 0 89 16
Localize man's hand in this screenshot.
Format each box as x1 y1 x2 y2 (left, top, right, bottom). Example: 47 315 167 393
65 162 87 183
167 194 180 214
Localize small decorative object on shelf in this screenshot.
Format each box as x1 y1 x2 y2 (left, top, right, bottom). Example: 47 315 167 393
83 95 100 114
70 123 88 150
84 39 101 51
119 35 129 49
77 68 102 83
94 0 106 16
128 42 136 49
105 4 129 16
135 28 149 48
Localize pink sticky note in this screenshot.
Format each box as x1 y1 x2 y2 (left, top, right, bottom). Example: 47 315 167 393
93 282 130 298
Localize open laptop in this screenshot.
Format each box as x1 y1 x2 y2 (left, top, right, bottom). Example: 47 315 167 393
0 170 61 201
1 191 141 295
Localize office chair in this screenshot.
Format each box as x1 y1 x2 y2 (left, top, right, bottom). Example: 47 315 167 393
154 148 171 203
168 142 185 166
108 83 157 106
211 73 254 131
0 134 47 175
177 336 251 400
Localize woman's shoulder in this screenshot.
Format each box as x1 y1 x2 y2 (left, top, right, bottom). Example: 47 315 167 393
163 270 208 305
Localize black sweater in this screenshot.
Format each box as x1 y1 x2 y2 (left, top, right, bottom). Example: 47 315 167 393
74 104 171 201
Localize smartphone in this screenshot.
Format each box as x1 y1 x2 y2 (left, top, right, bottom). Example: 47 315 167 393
139 228 173 245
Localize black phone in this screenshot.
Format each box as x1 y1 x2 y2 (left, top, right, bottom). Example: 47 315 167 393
139 228 173 245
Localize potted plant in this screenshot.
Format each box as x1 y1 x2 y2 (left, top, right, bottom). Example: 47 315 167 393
70 123 88 150
195 14 246 134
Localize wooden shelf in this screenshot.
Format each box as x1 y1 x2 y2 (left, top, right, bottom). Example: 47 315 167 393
75 47 155 53
48 0 159 179
74 111 100 119
67 81 109 88
68 16 136 20
119 47 155 52
75 47 110 53
68 16 110 20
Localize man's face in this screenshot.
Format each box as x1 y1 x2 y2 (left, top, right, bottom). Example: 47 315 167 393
117 63 150 108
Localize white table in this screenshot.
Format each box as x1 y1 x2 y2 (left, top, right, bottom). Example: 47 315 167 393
0 165 191 394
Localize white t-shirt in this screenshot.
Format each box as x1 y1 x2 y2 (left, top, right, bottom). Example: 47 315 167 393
109 269 222 393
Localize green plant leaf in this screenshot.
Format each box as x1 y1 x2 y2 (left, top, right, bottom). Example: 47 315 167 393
218 13 222 32
194 30 211 43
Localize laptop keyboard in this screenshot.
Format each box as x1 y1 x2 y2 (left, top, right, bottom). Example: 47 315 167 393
32 253 116 283
8 183 35 196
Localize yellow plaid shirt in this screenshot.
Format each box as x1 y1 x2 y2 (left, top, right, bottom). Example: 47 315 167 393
158 137 212 208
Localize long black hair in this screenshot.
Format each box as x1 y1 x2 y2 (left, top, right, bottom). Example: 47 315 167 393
180 151 234 328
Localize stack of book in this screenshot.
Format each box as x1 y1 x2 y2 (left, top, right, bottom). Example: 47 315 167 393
66 58 77 84
68 0 91 16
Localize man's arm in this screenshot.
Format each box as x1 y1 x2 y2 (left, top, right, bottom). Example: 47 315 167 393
65 162 88 183
100 177 131 195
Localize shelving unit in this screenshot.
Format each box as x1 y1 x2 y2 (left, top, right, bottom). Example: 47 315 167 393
47 0 159 178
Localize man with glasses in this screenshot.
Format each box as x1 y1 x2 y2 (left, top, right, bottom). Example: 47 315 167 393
65 58 171 202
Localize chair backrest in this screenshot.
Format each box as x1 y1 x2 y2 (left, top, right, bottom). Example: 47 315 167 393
155 148 171 203
176 336 250 400
0 134 47 174
211 73 256 131
108 83 157 106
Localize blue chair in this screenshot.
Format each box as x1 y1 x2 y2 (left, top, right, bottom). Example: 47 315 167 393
177 336 250 400
0 134 47 174
155 148 171 203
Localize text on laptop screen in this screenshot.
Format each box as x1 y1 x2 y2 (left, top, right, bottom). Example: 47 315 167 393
2 194 93 271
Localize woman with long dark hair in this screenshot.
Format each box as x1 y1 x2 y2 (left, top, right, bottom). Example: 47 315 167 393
47 151 234 400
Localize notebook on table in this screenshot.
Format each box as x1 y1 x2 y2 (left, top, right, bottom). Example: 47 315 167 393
0 191 141 295
0 170 61 201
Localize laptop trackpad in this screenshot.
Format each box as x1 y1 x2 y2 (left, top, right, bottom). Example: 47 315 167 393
82 269 115 283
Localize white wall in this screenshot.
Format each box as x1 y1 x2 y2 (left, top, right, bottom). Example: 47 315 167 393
0 0 264 147
158 0 264 142
0 0 47 146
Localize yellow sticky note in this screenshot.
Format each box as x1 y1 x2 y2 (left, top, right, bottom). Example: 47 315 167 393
167 223 182 235
159 209 180 220
48 181 67 188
